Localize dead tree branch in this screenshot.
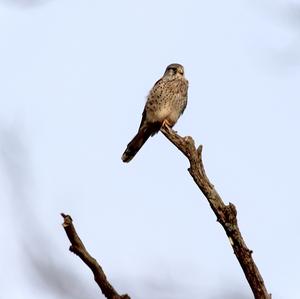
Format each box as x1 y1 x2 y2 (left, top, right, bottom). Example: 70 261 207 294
61 213 130 299
160 125 271 299
61 126 270 298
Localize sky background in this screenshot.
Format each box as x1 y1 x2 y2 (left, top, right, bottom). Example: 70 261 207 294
0 0 299 298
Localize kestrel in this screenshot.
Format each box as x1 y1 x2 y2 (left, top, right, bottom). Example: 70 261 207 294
121 63 188 163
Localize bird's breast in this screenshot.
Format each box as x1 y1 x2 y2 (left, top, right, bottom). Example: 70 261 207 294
144 77 188 125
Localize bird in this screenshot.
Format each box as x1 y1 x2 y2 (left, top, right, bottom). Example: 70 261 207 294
121 63 188 163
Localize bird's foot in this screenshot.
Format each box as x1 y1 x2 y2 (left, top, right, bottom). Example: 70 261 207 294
162 119 172 128
162 120 178 133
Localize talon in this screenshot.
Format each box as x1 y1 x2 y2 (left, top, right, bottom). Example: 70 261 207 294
162 119 172 128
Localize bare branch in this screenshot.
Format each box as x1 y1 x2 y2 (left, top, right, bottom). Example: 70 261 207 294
160 125 271 299
61 213 130 299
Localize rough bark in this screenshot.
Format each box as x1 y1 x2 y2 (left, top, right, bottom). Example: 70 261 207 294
160 125 271 299
61 125 271 298
61 213 130 299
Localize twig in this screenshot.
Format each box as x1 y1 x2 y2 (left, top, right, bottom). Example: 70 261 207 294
160 125 271 299
61 213 130 299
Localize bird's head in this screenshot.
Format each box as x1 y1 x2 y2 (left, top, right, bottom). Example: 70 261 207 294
163 63 185 79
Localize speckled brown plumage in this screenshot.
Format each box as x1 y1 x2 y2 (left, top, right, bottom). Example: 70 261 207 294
122 63 188 163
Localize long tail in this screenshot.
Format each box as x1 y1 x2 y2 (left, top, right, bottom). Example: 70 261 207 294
121 126 154 163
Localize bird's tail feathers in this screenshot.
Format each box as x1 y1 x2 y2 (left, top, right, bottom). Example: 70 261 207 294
121 125 158 163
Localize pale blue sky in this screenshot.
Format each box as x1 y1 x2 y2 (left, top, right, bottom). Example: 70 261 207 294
0 1 299 298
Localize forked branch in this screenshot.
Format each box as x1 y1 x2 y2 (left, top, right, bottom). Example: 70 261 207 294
160 125 271 299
